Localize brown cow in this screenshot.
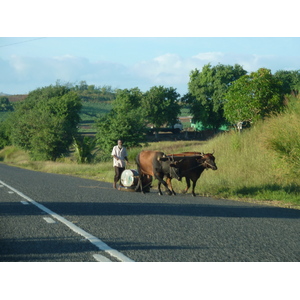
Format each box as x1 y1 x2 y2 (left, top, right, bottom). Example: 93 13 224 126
167 152 217 196
135 150 182 195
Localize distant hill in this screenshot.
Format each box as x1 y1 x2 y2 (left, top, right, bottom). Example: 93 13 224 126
1 93 29 102
6 94 28 102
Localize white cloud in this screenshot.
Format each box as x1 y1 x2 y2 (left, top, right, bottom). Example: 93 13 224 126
0 55 134 93
132 53 192 87
192 52 224 62
131 51 300 94
1 51 300 95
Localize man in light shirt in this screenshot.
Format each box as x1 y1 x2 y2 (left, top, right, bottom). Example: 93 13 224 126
111 139 129 189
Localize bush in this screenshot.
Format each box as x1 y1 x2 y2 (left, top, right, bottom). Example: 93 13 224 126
263 95 300 174
10 85 82 161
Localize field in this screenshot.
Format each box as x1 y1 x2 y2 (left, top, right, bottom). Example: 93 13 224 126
78 102 193 135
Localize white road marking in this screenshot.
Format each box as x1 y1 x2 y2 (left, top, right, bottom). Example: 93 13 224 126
0 179 134 262
8 191 14 194
93 254 112 262
43 217 56 224
21 200 30 205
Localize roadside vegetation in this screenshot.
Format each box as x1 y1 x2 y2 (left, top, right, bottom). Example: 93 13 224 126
1 94 300 209
1 66 300 209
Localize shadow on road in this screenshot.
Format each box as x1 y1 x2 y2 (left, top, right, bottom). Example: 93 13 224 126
1 201 299 219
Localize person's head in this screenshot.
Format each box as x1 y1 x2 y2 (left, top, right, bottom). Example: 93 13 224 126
117 139 123 147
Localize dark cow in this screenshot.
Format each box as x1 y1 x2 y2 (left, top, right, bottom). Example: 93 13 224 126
167 152 218 196
136 150 182 195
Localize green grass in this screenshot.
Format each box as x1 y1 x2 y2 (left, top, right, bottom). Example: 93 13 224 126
192 109 300 208
1 131 300 209
78 101 112 133
80 101 112 121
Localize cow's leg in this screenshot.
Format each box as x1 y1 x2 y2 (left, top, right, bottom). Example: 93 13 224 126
157 181 163 195
191 179 199 197
135 176 141 192
157 180 171 195
166 177 176 195
155 173 172 195
182 177 191 194
135 175 145 193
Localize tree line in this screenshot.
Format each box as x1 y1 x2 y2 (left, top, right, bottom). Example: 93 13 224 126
187 64 300 130
0 64 299 162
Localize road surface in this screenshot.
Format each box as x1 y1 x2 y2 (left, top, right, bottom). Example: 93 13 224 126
0 164 299 262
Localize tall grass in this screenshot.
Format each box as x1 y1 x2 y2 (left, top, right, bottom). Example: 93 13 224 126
262 98 300 176
194 128 297 200
193 96 300 208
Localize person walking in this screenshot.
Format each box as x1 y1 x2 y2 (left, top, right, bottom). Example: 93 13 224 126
111 139 129 189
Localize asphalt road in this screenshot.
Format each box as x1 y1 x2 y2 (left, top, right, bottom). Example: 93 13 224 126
0 163 299 262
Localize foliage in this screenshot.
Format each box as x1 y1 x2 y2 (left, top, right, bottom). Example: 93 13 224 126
224 68 285 125
71 80 116 102
188 63 247 129
274 70 300 95
80 101 112 122
200 127 300 208
95 88 147 154
73 136 97 163
0 97 14 112
142 86 181 128
0 120 11 149
9 84 82 161
263 94 300 174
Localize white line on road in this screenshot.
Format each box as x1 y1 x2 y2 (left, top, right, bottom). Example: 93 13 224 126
43 217 56 224
0 179 134 262
93 254 112 262
21 200 30 205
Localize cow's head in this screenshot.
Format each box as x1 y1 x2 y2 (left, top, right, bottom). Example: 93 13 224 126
169 160 183 180
159 156 183 180
199 153 218 170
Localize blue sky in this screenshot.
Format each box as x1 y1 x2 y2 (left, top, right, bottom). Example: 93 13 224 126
1 1 300 96
1 37 300 96
0 37 300 95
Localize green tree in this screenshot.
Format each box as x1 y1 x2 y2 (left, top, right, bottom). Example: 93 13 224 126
188 63 247 129
73 136 97 163
10 85 82 160
0 120 11 149
0 97 14 112
95 88 146 154
224 68 285 126
142 86 181 128
274 70 300 95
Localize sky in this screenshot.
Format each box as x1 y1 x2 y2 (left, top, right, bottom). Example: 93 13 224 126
1 1 300 96
2 37 300 96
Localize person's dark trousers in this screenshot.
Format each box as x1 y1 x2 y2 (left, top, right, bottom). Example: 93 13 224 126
114 166 125 188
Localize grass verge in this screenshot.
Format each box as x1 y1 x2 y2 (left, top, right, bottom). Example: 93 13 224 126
1 133 299 210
